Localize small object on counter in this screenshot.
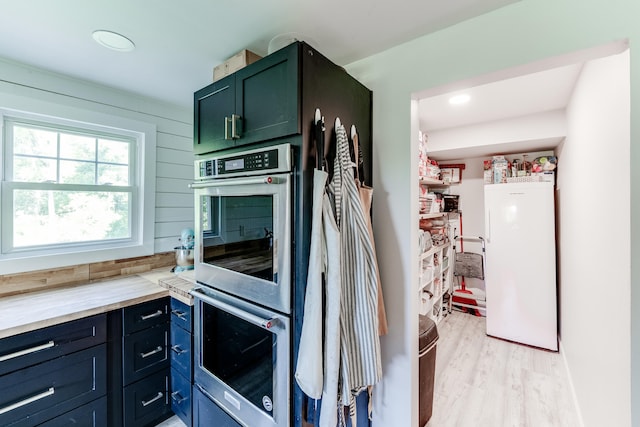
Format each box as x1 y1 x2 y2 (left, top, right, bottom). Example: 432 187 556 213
173 228 195 273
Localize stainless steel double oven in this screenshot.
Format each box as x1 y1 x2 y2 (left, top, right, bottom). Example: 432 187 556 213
190 143 293 427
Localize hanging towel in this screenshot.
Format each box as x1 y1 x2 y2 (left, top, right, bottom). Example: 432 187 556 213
318 190 342 427
329 123 382 415
352 132 388 336
295 169 328 399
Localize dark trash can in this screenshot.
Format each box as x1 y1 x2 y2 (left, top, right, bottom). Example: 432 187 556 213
419 315 439 426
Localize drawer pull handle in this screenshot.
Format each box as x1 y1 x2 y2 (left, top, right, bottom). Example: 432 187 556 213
171 391 187 404
0 341 55 362
141 391 164 407
140 346 163 359
140 310 163 321
0 387 55 415
171 345 186 355
171 309 187 321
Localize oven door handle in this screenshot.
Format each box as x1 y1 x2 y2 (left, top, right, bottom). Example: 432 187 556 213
189 175 286 189
192 288 282 330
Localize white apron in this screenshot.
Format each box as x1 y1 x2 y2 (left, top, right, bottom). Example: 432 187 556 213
295 169 328 399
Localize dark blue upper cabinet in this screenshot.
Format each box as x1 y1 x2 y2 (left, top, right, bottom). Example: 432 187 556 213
194 42 300 155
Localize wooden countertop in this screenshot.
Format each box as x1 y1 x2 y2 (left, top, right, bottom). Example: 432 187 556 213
0 268 196 339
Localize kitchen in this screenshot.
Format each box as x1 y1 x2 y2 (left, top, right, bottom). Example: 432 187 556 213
0 1 638 426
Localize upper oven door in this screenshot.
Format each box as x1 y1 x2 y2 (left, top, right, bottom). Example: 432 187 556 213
193 172 292 314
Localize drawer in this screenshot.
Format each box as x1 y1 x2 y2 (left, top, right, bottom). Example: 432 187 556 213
193 385 242 427
171 368 192 427
123 323 169 386
0 314 106 376
123 369 171 427
170 298 192 333
123 298 170 335
0 344 106 427
170 324 191 379
39 396 107 427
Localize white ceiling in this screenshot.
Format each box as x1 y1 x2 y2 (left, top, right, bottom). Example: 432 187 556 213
418 63 584 132
0 0 517 109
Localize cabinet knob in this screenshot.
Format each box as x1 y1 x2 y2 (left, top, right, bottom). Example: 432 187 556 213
171 345 187 355
171 391 187 404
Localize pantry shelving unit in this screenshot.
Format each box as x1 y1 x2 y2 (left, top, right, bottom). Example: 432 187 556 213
418 177 454 324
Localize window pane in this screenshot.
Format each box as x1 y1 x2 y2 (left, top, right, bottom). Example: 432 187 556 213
13 189 131 247
13 156 57 182
98 164 129 186
60 160 96 184
98 139 129 164
13 125 57 157
60 133 95 161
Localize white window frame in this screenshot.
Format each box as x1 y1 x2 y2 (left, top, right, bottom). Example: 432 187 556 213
0 99 156 275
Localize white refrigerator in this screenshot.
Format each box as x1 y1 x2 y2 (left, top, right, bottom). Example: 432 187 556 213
484 182 558 351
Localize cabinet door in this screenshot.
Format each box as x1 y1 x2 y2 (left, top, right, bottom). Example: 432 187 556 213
194 74 236 155
123 370 171 427
171 368 192 427
39 396 107 427
123 298 170 336
234 42 300 146
0 345 106 427
123 323 170 386
170 298 192 333
0 314 106 376
170 324 191 379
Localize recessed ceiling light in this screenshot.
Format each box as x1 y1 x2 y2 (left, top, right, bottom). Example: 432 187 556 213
92 30 135 52
449 94 471 105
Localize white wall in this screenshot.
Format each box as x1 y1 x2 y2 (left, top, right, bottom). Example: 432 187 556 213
556 50 630 427
428 110 566 157
344 0 639 425
0 57 194 262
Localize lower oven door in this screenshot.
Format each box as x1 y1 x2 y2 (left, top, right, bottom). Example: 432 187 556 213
192 287 290 427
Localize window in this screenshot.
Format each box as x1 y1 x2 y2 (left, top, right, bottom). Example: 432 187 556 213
1 106 156 274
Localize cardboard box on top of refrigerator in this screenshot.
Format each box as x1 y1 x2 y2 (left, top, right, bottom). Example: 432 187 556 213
213 49 262 82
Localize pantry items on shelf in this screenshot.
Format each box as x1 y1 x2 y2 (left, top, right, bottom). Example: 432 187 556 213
419 218 448 246
532 156 557 172
484 153 557 184
418 229 432 254
418 131 441 180
419 185 443 214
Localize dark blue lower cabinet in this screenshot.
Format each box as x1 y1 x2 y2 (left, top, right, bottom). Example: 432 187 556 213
39 396 107 427
193 385 242 427
123 369 171 427
0 344 107 427
171 368 192 426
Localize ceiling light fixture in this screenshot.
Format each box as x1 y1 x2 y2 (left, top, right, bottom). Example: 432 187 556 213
92 30 135 52
448 94 471 105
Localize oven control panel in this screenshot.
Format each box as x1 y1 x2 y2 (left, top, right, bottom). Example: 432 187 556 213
195 143 292 180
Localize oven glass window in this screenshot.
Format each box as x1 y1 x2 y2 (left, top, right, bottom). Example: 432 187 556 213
202 302 275 415
201 195 274 281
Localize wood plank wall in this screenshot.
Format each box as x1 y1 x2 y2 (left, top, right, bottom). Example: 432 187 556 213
0 252 175 298
0 56 196 260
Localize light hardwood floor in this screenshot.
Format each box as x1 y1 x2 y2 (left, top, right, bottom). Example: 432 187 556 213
156 310 582 427
427 310 582 427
